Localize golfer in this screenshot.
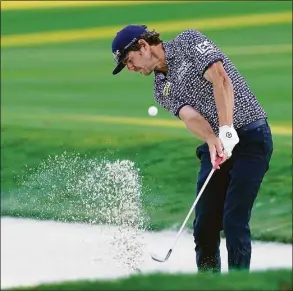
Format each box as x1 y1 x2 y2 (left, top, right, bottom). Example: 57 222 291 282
111 25 273 272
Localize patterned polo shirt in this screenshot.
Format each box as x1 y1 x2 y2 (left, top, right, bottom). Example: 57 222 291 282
154 29 267 135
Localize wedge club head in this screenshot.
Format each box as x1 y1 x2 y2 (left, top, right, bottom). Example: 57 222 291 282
151 249 172 263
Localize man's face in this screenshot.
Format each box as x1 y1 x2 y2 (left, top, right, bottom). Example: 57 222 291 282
122 40 154 76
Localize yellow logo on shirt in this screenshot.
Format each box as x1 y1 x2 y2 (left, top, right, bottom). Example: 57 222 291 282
163 82 171 96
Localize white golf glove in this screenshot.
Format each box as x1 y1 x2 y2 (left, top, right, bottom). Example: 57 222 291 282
219 125 239 158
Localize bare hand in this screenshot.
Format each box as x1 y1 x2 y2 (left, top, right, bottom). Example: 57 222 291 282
206 136 228 168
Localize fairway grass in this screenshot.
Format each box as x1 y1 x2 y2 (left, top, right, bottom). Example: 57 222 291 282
2 11 291 47
2 1 291 36
1 125 292 243
1 0 172 11
2 110 291 136
7 269 292 291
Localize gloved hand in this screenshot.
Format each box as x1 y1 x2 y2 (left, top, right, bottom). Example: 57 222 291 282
218 125 239 158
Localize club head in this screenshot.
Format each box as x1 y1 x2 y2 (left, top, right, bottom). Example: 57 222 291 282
151 249 172 263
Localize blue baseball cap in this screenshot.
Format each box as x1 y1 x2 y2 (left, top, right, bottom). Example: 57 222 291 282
111 24 148 75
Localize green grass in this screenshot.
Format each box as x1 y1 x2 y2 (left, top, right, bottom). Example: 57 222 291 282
1 124 292 242
1 23 292 120
1 3 292 244
2 1 291 35
7 269 293 291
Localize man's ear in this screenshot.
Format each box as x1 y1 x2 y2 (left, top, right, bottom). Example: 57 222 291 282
138 39 149 49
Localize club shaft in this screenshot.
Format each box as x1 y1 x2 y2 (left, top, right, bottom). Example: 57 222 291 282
170 167 216 250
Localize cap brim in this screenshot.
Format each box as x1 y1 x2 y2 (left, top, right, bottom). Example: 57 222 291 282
112 62 126 75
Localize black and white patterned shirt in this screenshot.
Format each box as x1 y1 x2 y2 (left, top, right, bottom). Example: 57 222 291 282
154 29 267 135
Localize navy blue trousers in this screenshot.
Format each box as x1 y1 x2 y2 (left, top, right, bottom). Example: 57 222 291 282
193 121 273 272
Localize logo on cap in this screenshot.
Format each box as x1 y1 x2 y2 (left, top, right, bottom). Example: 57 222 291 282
113 50 121 64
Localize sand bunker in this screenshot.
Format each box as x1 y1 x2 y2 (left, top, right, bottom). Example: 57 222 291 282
1 217 292 289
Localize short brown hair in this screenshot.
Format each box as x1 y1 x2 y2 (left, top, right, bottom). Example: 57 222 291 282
127 26 162 51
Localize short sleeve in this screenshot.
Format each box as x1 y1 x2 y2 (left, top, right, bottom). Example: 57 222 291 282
176 29 224 76
171 95 190 118
154 78 189 119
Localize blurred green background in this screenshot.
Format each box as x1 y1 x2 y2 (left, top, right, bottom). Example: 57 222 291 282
1 1 292 288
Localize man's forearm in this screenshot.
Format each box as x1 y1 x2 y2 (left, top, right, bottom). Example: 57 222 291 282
182 108 216 141
213 76 234 126
179 105 225 164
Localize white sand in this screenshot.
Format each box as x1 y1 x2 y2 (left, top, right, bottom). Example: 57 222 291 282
1 217 292 289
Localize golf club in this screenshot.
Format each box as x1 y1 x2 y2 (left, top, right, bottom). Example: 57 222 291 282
151 156 223 263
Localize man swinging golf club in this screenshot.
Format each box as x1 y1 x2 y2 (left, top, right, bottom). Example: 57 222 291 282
111 25 273 272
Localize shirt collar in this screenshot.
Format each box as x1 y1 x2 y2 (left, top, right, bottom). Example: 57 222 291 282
163 41 176 69
155 41 175 80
